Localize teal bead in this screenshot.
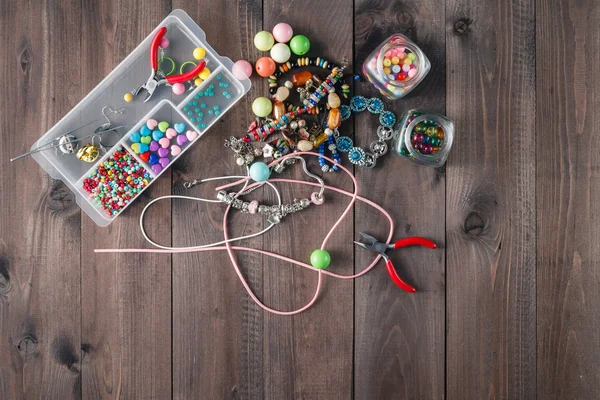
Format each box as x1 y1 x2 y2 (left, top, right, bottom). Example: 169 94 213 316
249 162 270 182
310 249 331 270
290 35 310 55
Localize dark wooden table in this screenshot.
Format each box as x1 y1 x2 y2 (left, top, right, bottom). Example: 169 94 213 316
1 0 598 399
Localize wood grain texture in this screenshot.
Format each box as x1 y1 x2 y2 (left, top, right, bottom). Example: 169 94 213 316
0 0 83 399
536 0 600 398
79 1 173 399
260 1 354 399
353 1 446 399
445 0 536 399
170 0 262 399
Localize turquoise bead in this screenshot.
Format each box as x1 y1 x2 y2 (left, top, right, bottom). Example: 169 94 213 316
249 162 270 182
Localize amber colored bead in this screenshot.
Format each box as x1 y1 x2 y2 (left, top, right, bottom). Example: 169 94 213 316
313 132 329 146
292 71 313 87
273 101 286 119
437 126 445 139
327 107 341 129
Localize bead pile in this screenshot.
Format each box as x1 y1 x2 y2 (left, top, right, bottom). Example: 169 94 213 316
129 119 197 175
183 73 233 130
82 146 152 217
382 46 418 83
409 115 445 155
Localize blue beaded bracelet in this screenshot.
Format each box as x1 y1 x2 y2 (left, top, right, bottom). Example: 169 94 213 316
335 96 396 168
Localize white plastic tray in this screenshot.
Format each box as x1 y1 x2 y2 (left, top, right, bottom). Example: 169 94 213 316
30 9 250 226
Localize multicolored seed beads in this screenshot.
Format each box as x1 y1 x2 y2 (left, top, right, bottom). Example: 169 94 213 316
82 146 152 217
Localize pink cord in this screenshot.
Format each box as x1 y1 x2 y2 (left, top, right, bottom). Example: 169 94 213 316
95 152 395 315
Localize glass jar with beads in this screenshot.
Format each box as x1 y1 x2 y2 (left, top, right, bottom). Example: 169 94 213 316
391 110 454 167
362 34 430 100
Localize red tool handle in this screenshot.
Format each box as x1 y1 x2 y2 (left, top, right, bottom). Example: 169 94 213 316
394 237 437 249
150 27 168 71
386 259 417 293
166 61 207 84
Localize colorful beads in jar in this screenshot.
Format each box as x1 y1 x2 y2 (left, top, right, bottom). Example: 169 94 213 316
391 110 454 167
362 34 430 100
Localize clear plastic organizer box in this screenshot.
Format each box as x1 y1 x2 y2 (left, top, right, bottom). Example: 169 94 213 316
30 9 251 226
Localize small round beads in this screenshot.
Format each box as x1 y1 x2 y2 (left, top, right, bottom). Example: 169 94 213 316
82 146 151 217
410 119 445 155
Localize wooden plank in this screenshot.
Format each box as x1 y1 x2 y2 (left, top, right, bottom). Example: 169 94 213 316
445 0 536 399
353 1 446 399
79 1 173 399
536 0 600 398
171 1 354 398
260 2 354 399
169 1 263 399
0 0 83 398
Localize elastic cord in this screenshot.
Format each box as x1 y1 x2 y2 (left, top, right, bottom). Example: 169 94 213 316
95 152 394 315
139 175 282 250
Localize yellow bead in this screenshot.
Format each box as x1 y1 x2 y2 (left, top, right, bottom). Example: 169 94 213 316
391 56 400 65
199 67 211 80
383 58 392 67
403 58 412 65
123 93 133 102
193 47 206 60
194 78 203 86
383 67 391 75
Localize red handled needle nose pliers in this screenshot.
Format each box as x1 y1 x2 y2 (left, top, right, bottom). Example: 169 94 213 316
354 232 437 293
131 27 207 102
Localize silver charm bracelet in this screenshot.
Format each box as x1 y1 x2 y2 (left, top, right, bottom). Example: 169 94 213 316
216 155 325 224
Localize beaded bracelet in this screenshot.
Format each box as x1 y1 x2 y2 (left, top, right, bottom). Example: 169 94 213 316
334 96 397 168
242 64 347 143
266 56 350 98
217 155 325 224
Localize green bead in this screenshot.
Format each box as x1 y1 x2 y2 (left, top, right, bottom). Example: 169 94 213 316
430 137 440 146
254 31 275 51
310 249 331 270
290 35 310 55
252 97 273 117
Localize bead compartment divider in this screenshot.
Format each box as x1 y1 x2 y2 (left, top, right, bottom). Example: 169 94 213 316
29 9 251 226
74 100 203 223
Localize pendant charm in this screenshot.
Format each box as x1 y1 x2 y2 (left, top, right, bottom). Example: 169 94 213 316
348 147 366 165
76 143 101 163
58 134 79 154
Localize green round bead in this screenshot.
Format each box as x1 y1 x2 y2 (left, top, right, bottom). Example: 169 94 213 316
252 97 273 117
254 31 275 51
290 35 310 55
310 249 331 270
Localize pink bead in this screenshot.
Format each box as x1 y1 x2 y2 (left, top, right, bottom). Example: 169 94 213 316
172 82 185 95
232 60 253 80
408 68 417 78
385 50 392 58
398 51 406 59
248 200 258 214
159 37 169 48
272 22 293 43
402 64 411 72
311 192 324 205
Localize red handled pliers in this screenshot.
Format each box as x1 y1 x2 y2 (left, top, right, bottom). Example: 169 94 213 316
354 232 437 293
131 27 207 102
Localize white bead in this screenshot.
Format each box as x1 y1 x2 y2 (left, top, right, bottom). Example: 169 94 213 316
290 121 298 130
298 119 306 128
284 80 293 89
325 128 333 136
236 157 245 166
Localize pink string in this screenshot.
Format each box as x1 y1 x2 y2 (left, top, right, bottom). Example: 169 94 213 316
95 152 395 315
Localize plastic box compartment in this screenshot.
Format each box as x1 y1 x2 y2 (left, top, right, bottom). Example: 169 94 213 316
28 9 250 226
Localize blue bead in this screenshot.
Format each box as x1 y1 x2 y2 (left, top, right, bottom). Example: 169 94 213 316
249 162 270 182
